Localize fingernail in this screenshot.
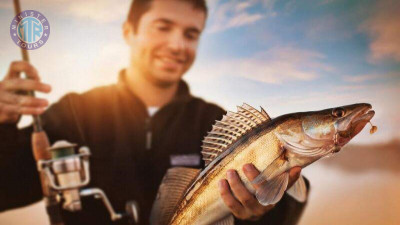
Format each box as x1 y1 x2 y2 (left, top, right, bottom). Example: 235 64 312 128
292 167 301 174
35 108 44 115
227 170 235 179
243 164 253 172
45 84 52 91
39 99 48 106
39 107 46 113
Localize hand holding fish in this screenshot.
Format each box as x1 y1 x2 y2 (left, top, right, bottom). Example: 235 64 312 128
219 164 302 221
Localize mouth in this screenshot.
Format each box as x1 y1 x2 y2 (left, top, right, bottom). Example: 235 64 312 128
155 55 185 70
335 104 375 146
351 108 375 137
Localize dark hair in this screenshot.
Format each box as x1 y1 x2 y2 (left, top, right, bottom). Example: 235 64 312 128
127 0 208 33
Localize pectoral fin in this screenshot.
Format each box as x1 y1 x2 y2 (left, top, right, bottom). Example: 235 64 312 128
286 176 307 202
255 172 289 206
252 150 286 185
212 215 234 225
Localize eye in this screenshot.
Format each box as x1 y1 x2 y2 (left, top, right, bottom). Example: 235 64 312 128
185 31 199 41
332 107 346 118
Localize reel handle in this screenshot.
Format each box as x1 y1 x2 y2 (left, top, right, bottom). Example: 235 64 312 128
125 200 140 224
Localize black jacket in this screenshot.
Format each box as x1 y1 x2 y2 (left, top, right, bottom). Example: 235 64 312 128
0 70 306 225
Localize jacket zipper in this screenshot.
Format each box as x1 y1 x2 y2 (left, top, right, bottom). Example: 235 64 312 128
145 117 152 150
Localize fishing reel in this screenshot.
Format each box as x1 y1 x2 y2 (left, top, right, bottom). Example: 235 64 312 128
37 141 139 224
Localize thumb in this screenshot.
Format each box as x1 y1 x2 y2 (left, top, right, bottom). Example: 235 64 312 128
287 167 301 189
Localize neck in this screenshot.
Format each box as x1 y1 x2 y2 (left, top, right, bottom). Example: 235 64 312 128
125 67 178 108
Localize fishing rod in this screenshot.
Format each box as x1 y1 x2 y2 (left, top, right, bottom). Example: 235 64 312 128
12 1 139 224
12 0 64 225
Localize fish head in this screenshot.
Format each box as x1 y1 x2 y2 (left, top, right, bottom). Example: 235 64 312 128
276 103 375 158
331 103 375 147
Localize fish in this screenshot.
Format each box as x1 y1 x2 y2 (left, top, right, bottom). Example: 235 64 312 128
150 103 376 225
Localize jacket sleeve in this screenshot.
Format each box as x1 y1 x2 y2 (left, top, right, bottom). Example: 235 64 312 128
234 178 310 225
0 93 87 212
0 123 42 211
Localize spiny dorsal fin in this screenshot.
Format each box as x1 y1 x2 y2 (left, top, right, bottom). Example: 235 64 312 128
260 106 271 120
241 103 270 122
202 103 271 166
150 167 200 225
227 111 257 127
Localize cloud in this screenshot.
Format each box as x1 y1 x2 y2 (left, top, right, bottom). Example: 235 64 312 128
207 0 275 33
342 72 400 83
342 74 381 83
0 2 12 9
0 0 129 23
235 2 253 11
336 85 370 91
361 0 400 62
318 0 337 5
66 0 129 23
260 0 276 10
225 13 263 29
234 46 332 84
306 14 353 41
190 46 331 84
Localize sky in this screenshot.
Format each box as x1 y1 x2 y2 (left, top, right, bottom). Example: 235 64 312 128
0 0 399 144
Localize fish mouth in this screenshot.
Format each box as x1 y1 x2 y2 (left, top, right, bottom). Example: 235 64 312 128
335 104 375 146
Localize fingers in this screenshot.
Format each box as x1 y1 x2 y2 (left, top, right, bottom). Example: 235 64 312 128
243 165 275 213
287 166 302 189
243 164 263 190
0 91 48 116
243 163 301 190
218 179 246 219
0 86 49 118
219 164 301 222
1 78 51 93
226 169 265 217
0 102 46 116
7 61 40 80
0 91 48 107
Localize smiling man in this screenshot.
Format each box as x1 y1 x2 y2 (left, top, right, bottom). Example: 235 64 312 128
0 0 307 224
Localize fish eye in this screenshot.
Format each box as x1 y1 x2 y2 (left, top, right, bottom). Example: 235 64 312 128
332 107 346 118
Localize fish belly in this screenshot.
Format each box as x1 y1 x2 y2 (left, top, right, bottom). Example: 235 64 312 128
171 132 281 225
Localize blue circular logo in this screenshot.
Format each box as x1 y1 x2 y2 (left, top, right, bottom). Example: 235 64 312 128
10 10 50 50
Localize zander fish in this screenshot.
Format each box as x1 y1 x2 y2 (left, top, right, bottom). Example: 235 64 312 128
150 103 376 225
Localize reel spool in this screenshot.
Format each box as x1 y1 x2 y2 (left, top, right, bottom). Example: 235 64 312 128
38 141 139 223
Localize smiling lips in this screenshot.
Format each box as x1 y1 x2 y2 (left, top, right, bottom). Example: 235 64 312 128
156 55 185 70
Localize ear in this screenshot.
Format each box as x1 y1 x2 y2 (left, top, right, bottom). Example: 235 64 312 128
122 21 134 44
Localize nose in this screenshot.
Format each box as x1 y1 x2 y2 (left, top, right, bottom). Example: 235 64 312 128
167 32 186 55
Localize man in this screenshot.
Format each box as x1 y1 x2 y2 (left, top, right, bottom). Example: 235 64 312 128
0 0 306 224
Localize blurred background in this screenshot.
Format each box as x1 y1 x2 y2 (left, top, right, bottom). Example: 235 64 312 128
0 0 399 224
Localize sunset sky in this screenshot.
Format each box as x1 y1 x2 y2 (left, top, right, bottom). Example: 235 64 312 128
0 0 399 144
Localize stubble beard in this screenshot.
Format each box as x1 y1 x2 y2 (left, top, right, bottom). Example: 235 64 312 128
145 69 180 89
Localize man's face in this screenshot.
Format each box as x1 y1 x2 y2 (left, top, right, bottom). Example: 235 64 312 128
124 0 206 87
